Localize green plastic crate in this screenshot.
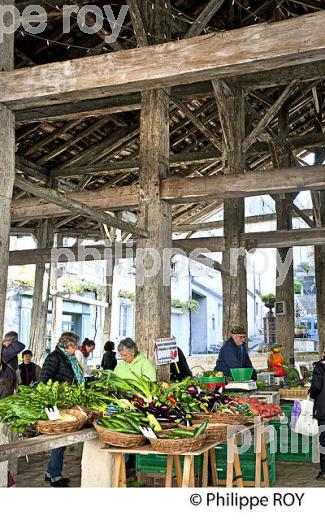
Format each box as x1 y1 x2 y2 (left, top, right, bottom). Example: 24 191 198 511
136 454 203 474
215 442 276 463
230 368 253 381
269 421 313 462
216 461 277 486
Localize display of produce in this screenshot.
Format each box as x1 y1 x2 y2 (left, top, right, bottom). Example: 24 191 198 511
0 381 109 432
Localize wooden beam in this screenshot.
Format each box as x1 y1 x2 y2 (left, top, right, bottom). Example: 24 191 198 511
243 80 299 152
127 0 149 46
14 176 148 238
11 165 325 221
162 165 325 204
184 0 226 38
9 227 325 266
292 204 315 228
1 12 325 107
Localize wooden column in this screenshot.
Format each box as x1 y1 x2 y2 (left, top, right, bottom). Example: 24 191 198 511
213 79 247 338
29 221 53 364
135 1 172 381
274 106 295 365
51 234 63 347
0 0 14 341
312 87 325 356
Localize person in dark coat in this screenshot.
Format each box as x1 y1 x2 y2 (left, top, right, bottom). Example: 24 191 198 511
214 326 257 381
170 347 193 382
101 341 117 370
39 332 85 487
19 350 41 386
310 357 325 479
0 331 25 399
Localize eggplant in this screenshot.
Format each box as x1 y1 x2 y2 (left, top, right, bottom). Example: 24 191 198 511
157 417 171 423
147 406 158 415
158 404 170 416
134 404 147 415
221 395 231 405
169 411 181 421
186 385 199 396
213 394 222 404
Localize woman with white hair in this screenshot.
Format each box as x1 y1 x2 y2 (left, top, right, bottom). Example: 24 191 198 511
114 338 156 382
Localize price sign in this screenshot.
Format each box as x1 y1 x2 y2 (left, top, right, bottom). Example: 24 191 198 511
154 337 179 366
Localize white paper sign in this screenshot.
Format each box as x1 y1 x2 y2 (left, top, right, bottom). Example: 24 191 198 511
154 337 179 366
45 406 61 421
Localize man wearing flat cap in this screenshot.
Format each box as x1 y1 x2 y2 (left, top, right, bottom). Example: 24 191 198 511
214 326 257 380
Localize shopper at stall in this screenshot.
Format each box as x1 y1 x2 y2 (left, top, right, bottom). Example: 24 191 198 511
39 332 85 487
170 347 193 381
75 338 95 376
214 326 257 380
0 331 25 399
101 340 117 370
114 338 157 382
309 357 325 480
18 350 41 386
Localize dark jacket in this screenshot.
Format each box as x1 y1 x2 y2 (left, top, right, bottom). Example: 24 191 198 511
19 362 41 386
310 361 325 421
215 337 257 380
101 351 117 371
170 348 193 382
0 340 25 382
39 348 75 384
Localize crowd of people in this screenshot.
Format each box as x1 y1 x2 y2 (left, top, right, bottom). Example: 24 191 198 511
1 326 325 484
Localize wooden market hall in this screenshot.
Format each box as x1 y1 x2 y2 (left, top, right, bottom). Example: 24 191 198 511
0 0 325 489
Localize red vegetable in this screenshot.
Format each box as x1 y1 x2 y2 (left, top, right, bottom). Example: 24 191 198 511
168 395 177 406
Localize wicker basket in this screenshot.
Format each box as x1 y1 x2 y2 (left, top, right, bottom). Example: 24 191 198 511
192 412 253 426
78 407 102 424
37 407 88 435
181 422 228 444
93 420 146 448
149 432 208 454
279 388 309 399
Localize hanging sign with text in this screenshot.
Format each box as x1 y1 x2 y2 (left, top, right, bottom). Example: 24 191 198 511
154 337 179 366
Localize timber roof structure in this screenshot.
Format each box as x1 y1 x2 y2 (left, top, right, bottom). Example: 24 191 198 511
9 0 325 240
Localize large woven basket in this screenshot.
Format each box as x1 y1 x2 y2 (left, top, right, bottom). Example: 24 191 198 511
192 412 253 426
37 407 88 435
78 407 102 424
179 422 228 444
93 420 146 448
279 388 308 399
149 432 207 454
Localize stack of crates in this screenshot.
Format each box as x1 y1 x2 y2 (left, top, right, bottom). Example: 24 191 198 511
270 402 313 462
135 454 203 487
214 440 277 486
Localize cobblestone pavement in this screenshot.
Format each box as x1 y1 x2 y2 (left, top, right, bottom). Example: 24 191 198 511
15 449 325 487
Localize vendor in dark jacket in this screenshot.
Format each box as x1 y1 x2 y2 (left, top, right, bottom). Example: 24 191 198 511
170 347 193 382
39 332 85 487
310 357 325 480
0 331 25 399
101 341 117 370
214 326 257 381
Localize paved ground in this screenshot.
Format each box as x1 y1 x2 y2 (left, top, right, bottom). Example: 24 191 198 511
15 448 325 488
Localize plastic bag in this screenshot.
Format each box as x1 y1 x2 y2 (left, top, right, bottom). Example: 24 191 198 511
293 398 318 436
291 399 302 429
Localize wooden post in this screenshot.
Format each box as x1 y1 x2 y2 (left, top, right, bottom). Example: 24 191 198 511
0 0 15 341
213 79 247 338
312 87 325 356
51 234 64 347
274 106 295 365
29 221 53 364
135 1 172 382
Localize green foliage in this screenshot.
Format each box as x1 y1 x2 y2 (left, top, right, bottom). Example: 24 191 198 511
118 290 199 314
294 278 303 295
299 261 311 275
261 293 276 303
62 279 106 300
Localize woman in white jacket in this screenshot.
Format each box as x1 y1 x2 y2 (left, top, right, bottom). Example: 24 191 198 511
75 338 95 376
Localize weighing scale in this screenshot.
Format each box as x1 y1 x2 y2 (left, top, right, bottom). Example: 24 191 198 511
225 380 257 391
